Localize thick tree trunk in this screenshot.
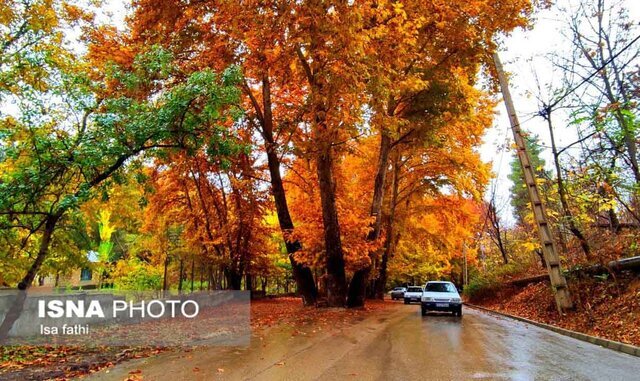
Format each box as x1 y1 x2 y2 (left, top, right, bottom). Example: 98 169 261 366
247 74 318 305
346 268 369 307
374 154 400 299
245 273 253 291
347 133 393 307
228 268 242 290
369 133 392 240
265 145 317 304
316 146 347 307
295 36 347 306
0 214 60 342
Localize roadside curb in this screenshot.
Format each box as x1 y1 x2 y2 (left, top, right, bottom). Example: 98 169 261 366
464 303 640 358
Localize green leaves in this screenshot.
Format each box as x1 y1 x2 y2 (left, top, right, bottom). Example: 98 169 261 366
0 41 243 285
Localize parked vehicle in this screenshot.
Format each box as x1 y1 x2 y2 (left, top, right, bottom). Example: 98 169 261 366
421 281 462 316
390 287 407 300
403 286 423 304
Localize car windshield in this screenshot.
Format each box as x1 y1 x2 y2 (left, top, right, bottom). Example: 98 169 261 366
407 287 422 292
424 283 456 293
393 287 404 291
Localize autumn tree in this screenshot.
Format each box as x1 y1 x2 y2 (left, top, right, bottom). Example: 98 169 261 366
346 0 537 305
127 0 322 304
143 146 274 291
43 0 537 309
0 24 242 339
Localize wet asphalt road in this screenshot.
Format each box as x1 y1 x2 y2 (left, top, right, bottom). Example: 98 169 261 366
87 302 640 380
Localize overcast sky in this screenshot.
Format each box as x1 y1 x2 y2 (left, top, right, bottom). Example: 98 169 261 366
482 1 640 225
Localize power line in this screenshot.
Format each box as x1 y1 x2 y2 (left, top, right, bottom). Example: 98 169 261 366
480 32 639 232
487 112 538 202
546 33 640 112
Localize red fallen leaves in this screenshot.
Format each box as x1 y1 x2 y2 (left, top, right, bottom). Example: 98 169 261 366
0 345 165 381
125 369 144 381
0 297 392 380
475 274 640 346
250 297 391 331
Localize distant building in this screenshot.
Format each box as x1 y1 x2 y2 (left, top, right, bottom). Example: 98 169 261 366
37 251 100 290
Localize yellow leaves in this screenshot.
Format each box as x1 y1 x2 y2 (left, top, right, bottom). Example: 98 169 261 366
61 2 94 24
392 2 407 20
0 2 16 25
521 241 540 253
597 199 617 213
97 209 115 243
396 77 429 94
28 0 60 33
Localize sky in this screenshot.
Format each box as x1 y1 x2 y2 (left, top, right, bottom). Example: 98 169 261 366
481 0 640 225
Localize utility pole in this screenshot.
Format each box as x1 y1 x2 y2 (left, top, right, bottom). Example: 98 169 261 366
462 243 468 287
492 52 573 313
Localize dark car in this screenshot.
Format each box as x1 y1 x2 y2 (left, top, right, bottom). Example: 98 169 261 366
390 287 407 300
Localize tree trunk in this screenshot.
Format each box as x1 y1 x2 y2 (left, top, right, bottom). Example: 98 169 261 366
347 133 393 307
163 254 169 296
245 273 253 291
599 161 621 233
178 258 184 294
487 199 509 264
190 256 195 293
545 110 591 260
228 268 242 290
375 153 400 299
0 214 60 342
369 133 392 240
498 231 509 265
247 74 318 305
295 35 347 306
316 145 347 307
199 262 204 291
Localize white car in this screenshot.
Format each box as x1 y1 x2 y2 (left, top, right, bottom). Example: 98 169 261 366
403 286 423 304
420 281 462 316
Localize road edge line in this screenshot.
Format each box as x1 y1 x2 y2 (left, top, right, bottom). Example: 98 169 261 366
464 303 640 358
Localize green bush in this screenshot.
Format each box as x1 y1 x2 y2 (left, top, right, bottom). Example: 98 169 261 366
463 262 526 301
113 258 163 291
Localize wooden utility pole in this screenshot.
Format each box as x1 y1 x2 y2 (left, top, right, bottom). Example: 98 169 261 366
492 52 573 313
462 243 468 287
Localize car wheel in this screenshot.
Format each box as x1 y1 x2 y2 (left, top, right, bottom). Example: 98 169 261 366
458 308 463 317
421 308 427 316
404 299 409 304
